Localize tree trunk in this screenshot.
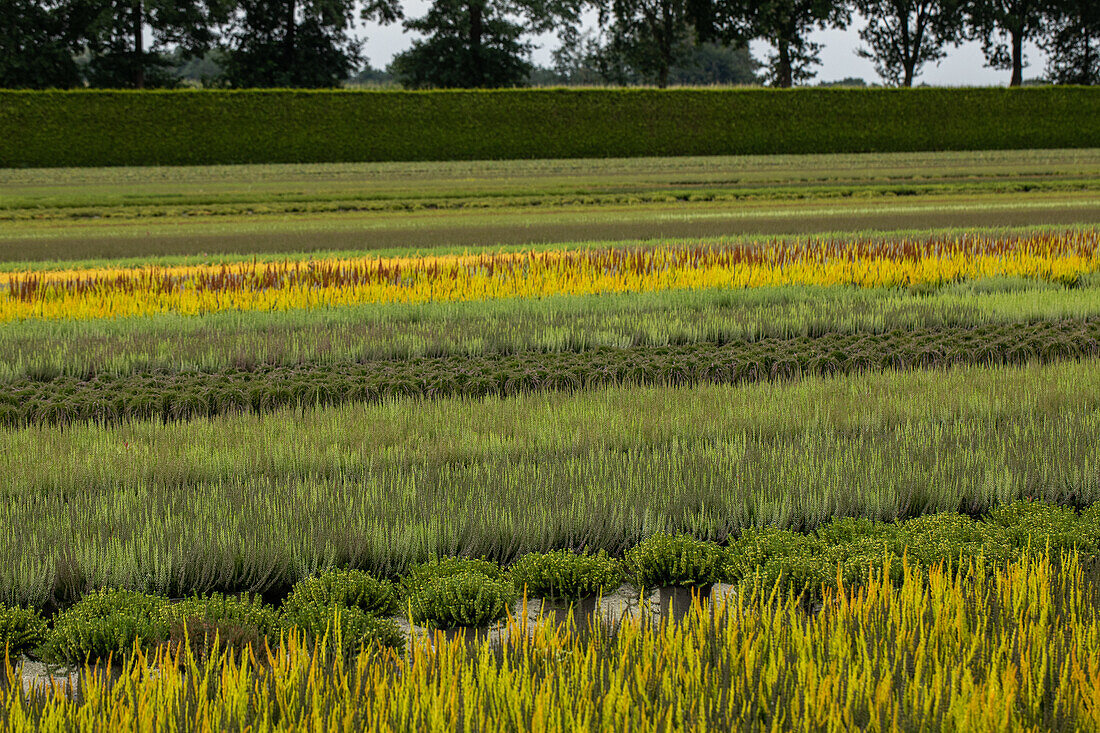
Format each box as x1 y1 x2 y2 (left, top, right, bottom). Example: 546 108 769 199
776 38 793 88
286 0 297 78
657 3 672 88
132 0 144 89
903 61 914 87
1010 29 1023 86
469 0 483 86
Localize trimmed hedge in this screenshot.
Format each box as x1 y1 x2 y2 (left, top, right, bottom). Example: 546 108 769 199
1 87 1098 168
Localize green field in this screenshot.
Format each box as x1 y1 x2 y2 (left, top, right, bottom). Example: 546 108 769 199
5 149 1100 265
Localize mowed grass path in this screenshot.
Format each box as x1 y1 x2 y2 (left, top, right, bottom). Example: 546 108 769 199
4 149 1100 264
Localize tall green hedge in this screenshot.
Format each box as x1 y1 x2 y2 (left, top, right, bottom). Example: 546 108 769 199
1 87 1098 167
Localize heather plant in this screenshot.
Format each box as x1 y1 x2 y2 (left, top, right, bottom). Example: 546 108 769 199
40 590 170 664
167 618 268 661
283 569 398 618
986 500 1099 554
509 550 623 600
625 534 725 589
167 593 280 639
403 563 515 629
280 603 404 653
0 604 47 658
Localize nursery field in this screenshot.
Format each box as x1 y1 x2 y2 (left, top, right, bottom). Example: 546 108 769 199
3 148 1100 264
3 149 1100 730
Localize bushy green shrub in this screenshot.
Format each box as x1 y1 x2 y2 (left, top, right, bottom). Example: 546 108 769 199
406 571 515 629
625 534 725 588
281 604 404 652
987 501 1097 554
167 617 268 660
405 557 505 582
0 604 48 658
815 517 892 545
724 527 823 580
283 569 398 618
509 550 623 600
165 593 281 656
40 589 170 664
894 512 1010 565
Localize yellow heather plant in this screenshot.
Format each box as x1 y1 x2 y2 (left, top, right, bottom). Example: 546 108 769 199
4 552 1100 731
2 231 1098 322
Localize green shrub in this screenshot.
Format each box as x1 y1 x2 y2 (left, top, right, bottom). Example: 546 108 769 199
406 571 515 629
283 569 398 618
40 590 170 664
167 617 268 661
816 517 893 545
724 527 824 581
509 550 623 600
0 604 47 658
404 558 505 586
895 512 1010 565
281 604 404 652
2 88 1097 168
166 593 280 639
625 533 725 588
987 501 1097 554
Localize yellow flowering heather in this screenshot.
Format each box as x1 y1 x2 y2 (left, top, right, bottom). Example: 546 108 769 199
5 553 1099 731
4 231 1099 322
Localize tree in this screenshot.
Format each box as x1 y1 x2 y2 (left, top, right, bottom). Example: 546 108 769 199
710 0 852 87
1039 0 1099 84
391 0 582 88
72 0 230 88
223 0 398 88
0 0 82 88
669 40 758 83
855 0 962 86
551 27 757 85
964 0 1047 86
599 0 716 87
390 0 532 87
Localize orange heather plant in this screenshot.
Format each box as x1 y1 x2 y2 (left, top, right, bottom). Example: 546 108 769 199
2 231 1099 322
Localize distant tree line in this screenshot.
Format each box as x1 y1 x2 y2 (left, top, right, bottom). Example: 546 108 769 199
0 0 1096 89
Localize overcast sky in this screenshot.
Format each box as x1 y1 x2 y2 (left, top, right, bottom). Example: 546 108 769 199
358 6 1047 86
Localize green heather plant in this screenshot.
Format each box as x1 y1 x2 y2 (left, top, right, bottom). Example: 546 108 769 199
40 590 170 664
625 534 725 589
283 569 398 618
404 558 506 585
167 618 268 661
281 603 404 653
0 604 47 658
895 513 1011 566
166 593 281 639
405 571 516 629
986 500 1100 554
509 550 624 601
